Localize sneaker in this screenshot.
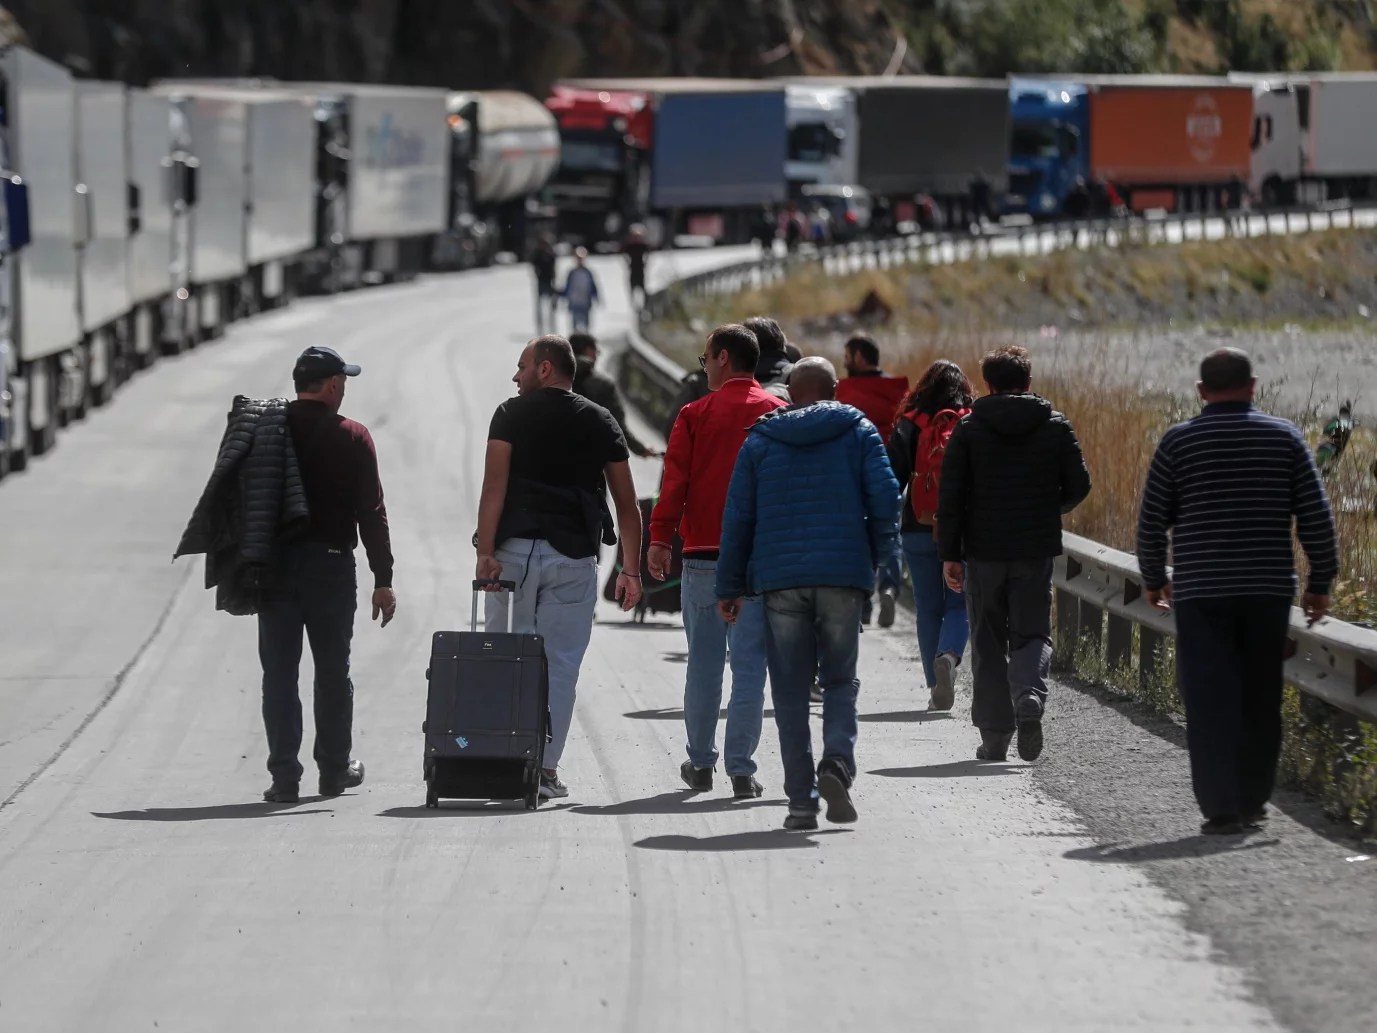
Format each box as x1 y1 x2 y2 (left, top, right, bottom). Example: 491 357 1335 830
1015 694 1044 762
319 759 365 798
783 810 819 832
878 587 897 628
809 681 824 704
731 775 764 799
816 758 858 824
680 760 713 792
539 770 570 799
1201 816 1245 836
263 783 299 804
931 653 958 711
975 730 1012 762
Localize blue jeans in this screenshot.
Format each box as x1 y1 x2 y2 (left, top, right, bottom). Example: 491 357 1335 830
484 538 599 770
763 586 865 811
682 558 768 775
863 551 905 622
902 531 969 687
568 305 592 333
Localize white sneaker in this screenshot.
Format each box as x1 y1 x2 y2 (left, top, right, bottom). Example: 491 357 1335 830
539 771 569 799
930 653 957 711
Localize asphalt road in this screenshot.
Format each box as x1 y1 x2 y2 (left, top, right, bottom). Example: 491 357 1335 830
0 247 1369 1031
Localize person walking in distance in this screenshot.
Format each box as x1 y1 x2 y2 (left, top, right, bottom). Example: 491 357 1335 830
530 234 558 333
836 334 910 628
717 358 901 830
260 347 397 803
562 247 600 333
938 346 1090 763
621 224 651 309
1137 348 1337 835
649 324 785 798
888 360 974 711
569 332 659 459
475 335 644 799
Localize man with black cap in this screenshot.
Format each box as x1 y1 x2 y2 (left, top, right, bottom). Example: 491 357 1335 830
259 346 397 804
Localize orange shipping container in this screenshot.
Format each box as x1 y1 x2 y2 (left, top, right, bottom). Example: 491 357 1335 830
1089 84 1252 185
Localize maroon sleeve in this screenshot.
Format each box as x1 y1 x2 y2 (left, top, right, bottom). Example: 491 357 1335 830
353 425 394 590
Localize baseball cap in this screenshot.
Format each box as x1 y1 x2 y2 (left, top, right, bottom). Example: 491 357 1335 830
293 346 361 380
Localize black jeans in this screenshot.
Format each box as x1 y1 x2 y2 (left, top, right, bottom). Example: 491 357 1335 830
965 559 1054 733
1173 595 1291 821
258 543 357 785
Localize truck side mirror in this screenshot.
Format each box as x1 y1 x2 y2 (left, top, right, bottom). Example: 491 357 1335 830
3 175 30 252
127 181 142 235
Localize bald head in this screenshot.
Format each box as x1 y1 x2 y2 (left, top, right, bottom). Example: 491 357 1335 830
789 356 839 406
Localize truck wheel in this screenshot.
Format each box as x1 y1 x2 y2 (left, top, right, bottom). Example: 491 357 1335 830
30 362 58 458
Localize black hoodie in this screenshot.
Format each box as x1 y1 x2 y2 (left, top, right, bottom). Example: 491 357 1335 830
936 393 1091 562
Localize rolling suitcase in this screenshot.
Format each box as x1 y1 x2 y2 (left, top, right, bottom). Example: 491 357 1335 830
422 580 549 810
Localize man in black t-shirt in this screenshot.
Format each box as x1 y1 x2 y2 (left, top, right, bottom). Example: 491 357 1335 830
476 334 644 799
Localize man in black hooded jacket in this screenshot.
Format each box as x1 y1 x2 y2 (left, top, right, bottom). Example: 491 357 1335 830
937 346 1090 765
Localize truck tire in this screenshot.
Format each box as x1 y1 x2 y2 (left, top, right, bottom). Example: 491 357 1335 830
30 359 58 458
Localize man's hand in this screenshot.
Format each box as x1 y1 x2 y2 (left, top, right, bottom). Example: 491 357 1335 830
647 544 673 582
476 555 503 586
1302 592 1330 626
638 447 666 459
615 572 643 612
718 599 742 625
371 587 397 628
1146 582 1173 611
943 562 964 593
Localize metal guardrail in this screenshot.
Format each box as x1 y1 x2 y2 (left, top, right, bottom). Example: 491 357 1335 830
620 308 1377 728
643 201 1377 322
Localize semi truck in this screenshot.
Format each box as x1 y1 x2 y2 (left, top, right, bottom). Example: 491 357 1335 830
550 78 788 245
1007 75 1253 217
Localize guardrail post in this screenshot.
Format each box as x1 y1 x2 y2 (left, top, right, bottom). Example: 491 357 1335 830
1079 599 1104 648
1107 581 1137 671
1055 587 1079 655
1139 626 1165 691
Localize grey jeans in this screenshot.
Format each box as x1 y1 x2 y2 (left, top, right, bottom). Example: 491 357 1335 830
965 558 1053 733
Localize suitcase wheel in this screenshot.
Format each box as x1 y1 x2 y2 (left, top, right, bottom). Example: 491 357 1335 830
524 792 540 811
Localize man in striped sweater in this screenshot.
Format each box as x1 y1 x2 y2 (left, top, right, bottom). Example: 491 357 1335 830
1136 348 1338 836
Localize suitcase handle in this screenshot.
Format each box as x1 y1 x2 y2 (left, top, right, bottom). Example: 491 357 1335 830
472 580 518 634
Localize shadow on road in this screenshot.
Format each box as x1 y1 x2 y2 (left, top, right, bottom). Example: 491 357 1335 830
92 802 334 821
661 650 689 663
572 790 783 816
858 710 953 723
635 829 851 852
1064 835 1281 864
624 707 777 721
869 760 1028 778
378 802 578 818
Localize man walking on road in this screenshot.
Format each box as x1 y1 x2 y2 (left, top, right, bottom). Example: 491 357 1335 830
938 346 1091 764
649 324 784 799
476 335 644 799
570 332 659 459
717 358 901 830
530 235 558 333
836 334 910 628
1137 348 1337 835
562 247 600 333
621 224 651 309
260 347 397 804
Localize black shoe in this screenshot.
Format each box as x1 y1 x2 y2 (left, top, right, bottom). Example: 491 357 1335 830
1015 694 1044 761
1201 816 1245 835
731 775 764 799
263 783 299 804
680 760 713 792
816 758 857 824
1242 805 1269 828
975 730 1012 762
319 759 365 798
783 810 819 832
878 588 897 628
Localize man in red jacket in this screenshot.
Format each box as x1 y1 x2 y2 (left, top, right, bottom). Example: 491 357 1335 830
648 324 784 798
836 334 909 627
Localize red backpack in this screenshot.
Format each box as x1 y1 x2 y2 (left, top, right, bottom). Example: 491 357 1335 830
904 408 969 526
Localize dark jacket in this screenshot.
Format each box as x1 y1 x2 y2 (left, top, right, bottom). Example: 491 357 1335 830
175 396 310 615
573 357 650 456
755 350 794 401
887 415 926 534
936 393 1090 563
664 369 709 441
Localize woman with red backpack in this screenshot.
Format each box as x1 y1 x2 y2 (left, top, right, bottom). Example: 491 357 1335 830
887 360 974 711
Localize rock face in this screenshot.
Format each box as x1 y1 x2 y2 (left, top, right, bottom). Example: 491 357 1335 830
3 0 918 94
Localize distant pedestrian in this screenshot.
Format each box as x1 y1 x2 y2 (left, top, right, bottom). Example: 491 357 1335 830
938 346 1091 764
530 235 558 333
562 247 600 333
1137 348 1336 836
837 334 910 627
570 332 658 458
621 224 651 309
888 360 974 710
649 324 784 799
717 357 901 831
475 335 644 799
744 316 794 402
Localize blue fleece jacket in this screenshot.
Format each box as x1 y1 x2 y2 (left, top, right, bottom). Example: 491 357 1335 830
715 401 901 598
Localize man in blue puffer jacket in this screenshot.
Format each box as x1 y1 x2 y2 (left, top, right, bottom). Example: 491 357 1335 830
716 357 901 831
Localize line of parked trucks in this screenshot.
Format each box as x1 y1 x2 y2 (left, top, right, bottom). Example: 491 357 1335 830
5 37 1377 478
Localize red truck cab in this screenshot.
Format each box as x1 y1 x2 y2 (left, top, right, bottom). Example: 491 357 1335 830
544 86 653 245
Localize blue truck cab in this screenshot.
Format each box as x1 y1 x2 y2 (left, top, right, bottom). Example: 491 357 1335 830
1006 79 1089 218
